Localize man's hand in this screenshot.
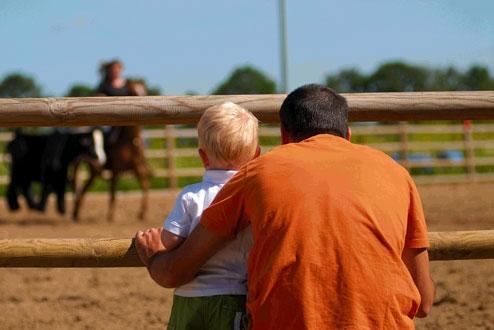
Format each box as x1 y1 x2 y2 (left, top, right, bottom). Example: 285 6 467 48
134 227 166 266
142 224 228 288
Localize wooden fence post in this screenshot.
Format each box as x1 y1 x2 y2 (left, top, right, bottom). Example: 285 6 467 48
399 122 410 171
165 125 177 189
462 120 476 181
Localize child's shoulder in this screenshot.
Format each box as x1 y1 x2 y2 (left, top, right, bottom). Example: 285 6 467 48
176 179 223 205
177 181 206 199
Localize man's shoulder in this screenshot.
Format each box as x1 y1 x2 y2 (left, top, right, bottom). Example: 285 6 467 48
352 142 411 178
252 143 300 163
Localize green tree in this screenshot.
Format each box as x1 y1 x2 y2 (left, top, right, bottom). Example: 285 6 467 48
367 62 429 92
325 68 368 92
325 62 494 93
212 66 276 95
429 67 464 91
462 65 494 90
0 72 42 97
66 83 93 97
147 85 161 96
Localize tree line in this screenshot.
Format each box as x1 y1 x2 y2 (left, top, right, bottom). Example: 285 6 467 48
0 61 492 98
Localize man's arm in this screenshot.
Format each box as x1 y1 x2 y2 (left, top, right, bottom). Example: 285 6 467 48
161 229 185 251
135 224 228 288
402 247 435 318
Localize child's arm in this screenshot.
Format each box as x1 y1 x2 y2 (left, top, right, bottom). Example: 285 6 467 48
161 189 193 250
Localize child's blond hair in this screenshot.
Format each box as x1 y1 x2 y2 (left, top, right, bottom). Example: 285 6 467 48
197 102 259 168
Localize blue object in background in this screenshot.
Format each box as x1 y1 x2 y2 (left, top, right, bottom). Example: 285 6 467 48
438 150 465 163
391 151 434 174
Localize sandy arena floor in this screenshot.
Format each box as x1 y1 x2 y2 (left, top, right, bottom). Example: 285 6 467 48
0 183 493 329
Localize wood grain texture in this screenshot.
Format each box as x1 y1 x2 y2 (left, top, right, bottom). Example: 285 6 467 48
428 230 494 261
0 230 493 267
0 238 140 267
1 91 493 127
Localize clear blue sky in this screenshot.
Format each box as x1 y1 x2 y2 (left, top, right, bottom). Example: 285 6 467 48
1 0 492 96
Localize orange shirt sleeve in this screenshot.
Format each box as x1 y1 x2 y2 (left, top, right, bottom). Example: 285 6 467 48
405 176 430 249
200 169 249 240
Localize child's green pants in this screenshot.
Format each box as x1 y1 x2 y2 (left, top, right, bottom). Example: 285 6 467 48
167 294 247 330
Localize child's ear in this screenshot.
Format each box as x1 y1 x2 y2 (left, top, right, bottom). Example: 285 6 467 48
254 145 261 158
198 148 209 168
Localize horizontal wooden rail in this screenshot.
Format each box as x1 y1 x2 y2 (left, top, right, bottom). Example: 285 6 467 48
0 231 493 267
413 173 494 184
1 91 494 127
3 122 494 186
3 123 493 142
0 238 139 267
428 230 494 260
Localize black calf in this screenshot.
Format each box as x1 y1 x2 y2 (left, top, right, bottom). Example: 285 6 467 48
6 130 103 215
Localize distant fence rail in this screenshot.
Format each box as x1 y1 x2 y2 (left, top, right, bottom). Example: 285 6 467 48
2 122 494 187
0 230 493 267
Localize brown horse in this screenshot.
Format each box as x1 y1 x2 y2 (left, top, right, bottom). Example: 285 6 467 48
72 80 151 222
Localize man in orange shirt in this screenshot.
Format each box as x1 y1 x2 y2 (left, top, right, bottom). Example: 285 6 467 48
136 84 435 329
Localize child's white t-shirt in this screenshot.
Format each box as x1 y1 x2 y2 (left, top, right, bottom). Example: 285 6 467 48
163 170 252 297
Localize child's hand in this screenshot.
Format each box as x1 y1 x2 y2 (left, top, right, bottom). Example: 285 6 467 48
134 227 166 266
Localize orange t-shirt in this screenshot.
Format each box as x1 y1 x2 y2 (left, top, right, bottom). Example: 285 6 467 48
201 134 429 329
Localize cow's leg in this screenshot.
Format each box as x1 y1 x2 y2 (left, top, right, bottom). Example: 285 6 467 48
23 183 39 210
6 182 20 211
134 164 149 221
107 173 118 222
37 182 51 212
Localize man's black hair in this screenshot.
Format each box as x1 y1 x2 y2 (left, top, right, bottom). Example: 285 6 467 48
279 84 348 141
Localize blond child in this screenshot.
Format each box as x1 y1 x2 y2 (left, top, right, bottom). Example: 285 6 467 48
160 102 258 329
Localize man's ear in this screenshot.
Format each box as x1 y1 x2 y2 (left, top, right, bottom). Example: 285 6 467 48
346 127 352 141
198 148 209 168
280 125 292 144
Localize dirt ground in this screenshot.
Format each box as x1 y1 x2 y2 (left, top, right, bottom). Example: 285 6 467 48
0 183 493 329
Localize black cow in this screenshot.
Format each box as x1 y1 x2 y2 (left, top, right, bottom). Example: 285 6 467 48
5 129 105 215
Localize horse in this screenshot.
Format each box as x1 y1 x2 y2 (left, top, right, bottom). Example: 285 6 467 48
72 80 151 222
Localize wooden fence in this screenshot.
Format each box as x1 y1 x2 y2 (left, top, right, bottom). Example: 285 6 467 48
0 91 493 186
0 92 494 127
0 230 493 267
150 121 494 186
2 121 494 187
0 92 494 265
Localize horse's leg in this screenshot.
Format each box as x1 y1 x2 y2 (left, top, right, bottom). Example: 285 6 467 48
72 167 97 222
54 171 67 215
56 186 65 215
107 173 118 222
134 164 149 221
